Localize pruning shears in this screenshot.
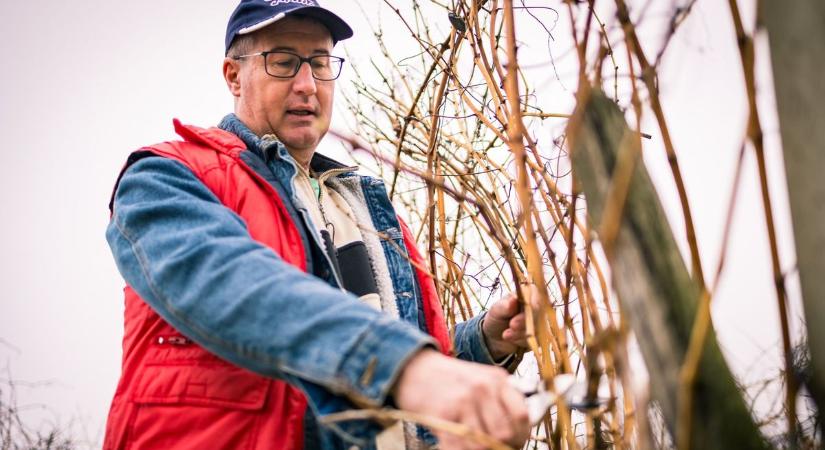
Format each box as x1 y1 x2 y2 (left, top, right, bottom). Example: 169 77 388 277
508 374 611 425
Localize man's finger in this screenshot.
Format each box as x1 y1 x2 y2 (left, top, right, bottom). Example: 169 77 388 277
461 402 490 450
489 293 519 320
498 385 531 446
508 313 525 331
503 333 529 348
502 328 527 345
476 385 514 445
435 431 466 450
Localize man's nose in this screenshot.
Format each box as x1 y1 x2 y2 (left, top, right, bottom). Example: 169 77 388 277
292 62 317 95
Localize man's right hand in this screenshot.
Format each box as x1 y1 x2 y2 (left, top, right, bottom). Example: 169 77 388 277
393 349 530 450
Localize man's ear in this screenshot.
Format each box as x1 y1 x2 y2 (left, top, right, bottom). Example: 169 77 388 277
223 57 242 97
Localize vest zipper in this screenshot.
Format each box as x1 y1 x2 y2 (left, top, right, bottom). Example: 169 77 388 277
156 335 191 345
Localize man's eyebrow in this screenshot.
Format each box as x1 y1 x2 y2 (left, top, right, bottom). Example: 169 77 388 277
268 46 331 55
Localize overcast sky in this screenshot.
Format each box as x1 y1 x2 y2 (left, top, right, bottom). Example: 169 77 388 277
0 1 802 447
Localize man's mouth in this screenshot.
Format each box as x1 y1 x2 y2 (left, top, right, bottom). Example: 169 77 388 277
286 109 316 117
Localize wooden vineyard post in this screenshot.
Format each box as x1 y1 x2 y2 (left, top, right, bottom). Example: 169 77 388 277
569 89 769 450
762 0 825 429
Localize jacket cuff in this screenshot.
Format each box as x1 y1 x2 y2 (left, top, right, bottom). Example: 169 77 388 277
453 312 499 365
337 315 437 407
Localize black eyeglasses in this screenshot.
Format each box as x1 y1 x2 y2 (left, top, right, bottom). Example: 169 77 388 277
232 51 345 81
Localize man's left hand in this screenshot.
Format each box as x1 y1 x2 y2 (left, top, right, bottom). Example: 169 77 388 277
481 290 534 361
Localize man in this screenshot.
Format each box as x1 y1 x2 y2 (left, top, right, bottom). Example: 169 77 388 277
104 1 532 449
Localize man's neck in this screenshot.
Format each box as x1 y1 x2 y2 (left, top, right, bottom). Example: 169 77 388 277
286 147 314 171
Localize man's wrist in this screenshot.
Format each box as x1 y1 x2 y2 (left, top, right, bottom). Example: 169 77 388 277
337 316 437 407
391 348 441 408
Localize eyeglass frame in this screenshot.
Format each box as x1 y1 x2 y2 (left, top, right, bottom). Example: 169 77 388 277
231 50 346 81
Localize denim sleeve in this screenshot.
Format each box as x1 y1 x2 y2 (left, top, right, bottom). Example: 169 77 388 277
107 157 434 436
452 312 498 365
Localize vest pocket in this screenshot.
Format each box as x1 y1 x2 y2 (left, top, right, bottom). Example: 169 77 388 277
132 362 270 409
126 363 271 450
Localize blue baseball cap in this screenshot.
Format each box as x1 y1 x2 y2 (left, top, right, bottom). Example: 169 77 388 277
225 0 354 54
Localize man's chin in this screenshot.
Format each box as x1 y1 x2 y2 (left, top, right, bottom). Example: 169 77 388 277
281 135 322 155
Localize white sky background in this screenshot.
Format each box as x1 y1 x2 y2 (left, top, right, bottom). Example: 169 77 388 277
0 0 803 447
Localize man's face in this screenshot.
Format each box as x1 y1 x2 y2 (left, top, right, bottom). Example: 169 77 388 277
230 17 335 154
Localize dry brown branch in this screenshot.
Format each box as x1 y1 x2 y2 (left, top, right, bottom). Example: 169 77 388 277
613 0 707 291
726 0 797 442
334 0 805 447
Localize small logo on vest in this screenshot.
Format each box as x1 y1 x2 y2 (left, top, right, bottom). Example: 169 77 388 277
268 0 318 6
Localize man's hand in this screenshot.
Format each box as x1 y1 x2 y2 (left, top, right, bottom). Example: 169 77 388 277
394 350 530 450
481 290 534 361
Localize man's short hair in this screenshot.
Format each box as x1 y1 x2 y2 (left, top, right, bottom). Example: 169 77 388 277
227 33 256 59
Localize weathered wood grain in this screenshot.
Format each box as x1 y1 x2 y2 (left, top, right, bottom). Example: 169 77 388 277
762 0 825 426
570 89 769 449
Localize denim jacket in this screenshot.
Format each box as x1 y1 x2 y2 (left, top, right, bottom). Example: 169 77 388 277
106 114 499 448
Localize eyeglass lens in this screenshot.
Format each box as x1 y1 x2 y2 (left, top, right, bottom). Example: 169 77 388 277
264 52 343 80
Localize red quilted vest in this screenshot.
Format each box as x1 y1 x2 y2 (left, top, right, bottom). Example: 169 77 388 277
103 120 450 450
